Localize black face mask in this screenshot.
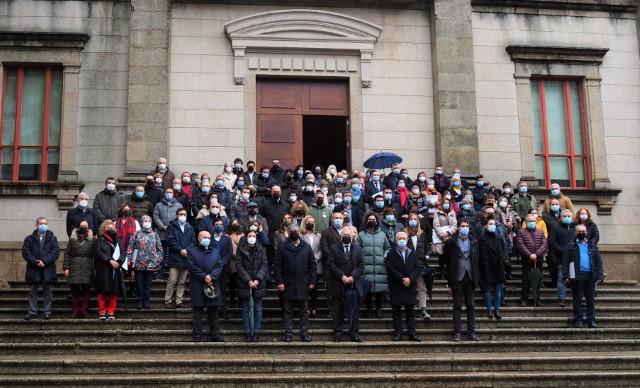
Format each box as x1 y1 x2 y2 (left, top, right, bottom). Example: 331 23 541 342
316 199 324 206
78 226 89 234
485 214 495 220
272 193 281 200
344 217 351 224
341 236 352 244
105 229 117 238
248 209 258 216
146 180 154 186
296 209 306 216
247 166 255 172
230 224 241 232
305 223 314 231
121 210 131 217
290 231 299 241
367 221 378 229
577 232 587 241
286 176 293 182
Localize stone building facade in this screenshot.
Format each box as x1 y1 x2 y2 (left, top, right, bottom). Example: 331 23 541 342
0 0 639 286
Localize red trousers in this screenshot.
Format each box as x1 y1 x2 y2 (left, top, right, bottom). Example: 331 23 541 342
97 293 117 314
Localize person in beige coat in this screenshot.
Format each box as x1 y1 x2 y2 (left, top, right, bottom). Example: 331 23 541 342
541 183 575 213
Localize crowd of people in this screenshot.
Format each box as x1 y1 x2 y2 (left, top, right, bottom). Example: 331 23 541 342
22 156 604 342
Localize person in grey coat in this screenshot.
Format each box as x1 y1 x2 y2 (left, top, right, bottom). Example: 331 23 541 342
93 177 124 226
63 220 96 319
22 217 60 320
153 187 183 278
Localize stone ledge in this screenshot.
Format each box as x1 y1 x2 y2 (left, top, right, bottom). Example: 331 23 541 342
0 32 90 51
506 46 609 66
174 0 428 9
472 0 639 14
0 182 85 211
529 188 621 215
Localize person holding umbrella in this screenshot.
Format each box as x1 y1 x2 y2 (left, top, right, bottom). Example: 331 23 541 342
516 214 548 307
236 230 269 342
327 228 365 342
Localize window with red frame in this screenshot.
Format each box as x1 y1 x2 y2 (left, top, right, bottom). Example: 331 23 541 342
1 66 62 182
531 79 589 188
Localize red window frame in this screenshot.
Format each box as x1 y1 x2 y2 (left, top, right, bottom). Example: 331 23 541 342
0 65 62 182
533 78 590 189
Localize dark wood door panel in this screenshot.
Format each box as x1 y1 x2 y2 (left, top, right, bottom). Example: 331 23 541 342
256 114 302 168
302 82 349 116
257 80 302 114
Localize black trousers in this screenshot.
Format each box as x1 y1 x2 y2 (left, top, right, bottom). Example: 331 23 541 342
219 271 238 313
391 303 416 337
192 306 219 341
282 299 309 337
520 257 542 301
365 291 384 311
452 273 476 335
331 296 360 337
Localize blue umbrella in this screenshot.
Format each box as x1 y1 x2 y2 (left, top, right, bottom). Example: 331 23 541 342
249 288 255 336
345 285 359 333
363 152 403 170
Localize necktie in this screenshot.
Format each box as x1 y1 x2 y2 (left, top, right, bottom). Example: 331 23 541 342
344 245 350 257
375 183 379 191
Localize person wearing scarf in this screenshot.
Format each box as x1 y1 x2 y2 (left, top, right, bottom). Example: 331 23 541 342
396 179 409 209
93 220 125 320
63 221 96 319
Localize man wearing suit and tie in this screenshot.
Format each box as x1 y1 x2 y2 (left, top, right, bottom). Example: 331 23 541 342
364 170 386 206
385 231 422 342
327 228 365 342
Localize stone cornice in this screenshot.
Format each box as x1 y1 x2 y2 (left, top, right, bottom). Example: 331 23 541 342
506 45 609 65
0 182 85 211
0 32 90 51
472 0 639 14
529 188 622 215
174 0 427 10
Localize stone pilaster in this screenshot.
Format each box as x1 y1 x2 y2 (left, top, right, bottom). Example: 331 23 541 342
430 0 480 174
125 0 170 174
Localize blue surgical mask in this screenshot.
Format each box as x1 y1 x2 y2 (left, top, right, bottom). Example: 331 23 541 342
443 204 450 210
519 186 528 193
351 184 360 191
135 191 144 198
563 217 572 225
297 170 304 176
487 225 496 233
249 225 258 232
201 186 210 193
215 180 224 187
393 169 400 175
453 181 461 187
396 239 407 248
398 183 405 189
453 173 460 177
551 189 560 196
384 194 392 201
408 220 418 228
214 225 223 233
336 178 344 184
477 181 484 187
200 238 210 248
465 195 472 201
527 221 536 229
333 219 343 229
550 204 560 212
463 204 471 211
344 197 352 204
435 170 442 175
195 179 201 184
460 227 469 236
385 215 395 222
401 174 408 179
165 193 173 201
38 224 48 233
372 176 380 182
375 201 385 209
237 181 245 187
235 163 242 169
261 173 269 179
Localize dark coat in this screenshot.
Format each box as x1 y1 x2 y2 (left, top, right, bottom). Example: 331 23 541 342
93 189 124 226
562 239 604 282
582 221 600 245
443 233 481 289
210 187 232 210
235 240 269 299
364 181 386 205
516 227 548 263
319 226 342 261
199 214 230 236
22 230 60 285
254 175 276 197
66 206 96 237
334 202 365 231
405 231 429 266
274 239 317 301
549 222 576 256
478 231 507 285
165 219 196 269
145 184 164 208
385 248 421 305
126 194 154 222
210 234 233 271
326 243 365 298
63 230 96 285
187 245 224 307
259 198 291 240
93 236 125 294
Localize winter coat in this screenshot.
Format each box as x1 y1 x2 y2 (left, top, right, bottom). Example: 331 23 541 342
235 240 269 299
511 193 537 220
93 189 124 226
126 194 154 222
150 167 175 188
562 239 604 282
385 248 421 305
22 230 60 285
165 219 196 269
66 206 96 237
326 243 365 298
516 227 548 262
274 239 317 301
379 219 403 247
478 231 506 285
93 235 125 294
210 234 233 270
301 232 323 274
126 228 163 271
358 228 390 293
199 214 230 237
542 193 575 214
307 204 332 233
549 222 576 256
432 210 458 254
187 245 223 307
520 216 548 239
210 187 232 210
443 233 481 289
63 229 95 285
152 198 183 240
319 226 342 262
579 221 600 245
259 198 291 239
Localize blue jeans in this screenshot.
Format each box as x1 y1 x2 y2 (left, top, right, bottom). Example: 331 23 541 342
557 264 566 301
572 272 596 323
135 270 153 306
241 297 263 334
483 283 502 314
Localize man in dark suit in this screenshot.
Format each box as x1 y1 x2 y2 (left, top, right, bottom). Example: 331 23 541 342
319 212 345 318
385 231 422 342
443 219 481 342
364 170 386 206
327 228 365 342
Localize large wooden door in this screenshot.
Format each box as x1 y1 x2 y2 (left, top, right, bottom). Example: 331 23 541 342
256 78 348 168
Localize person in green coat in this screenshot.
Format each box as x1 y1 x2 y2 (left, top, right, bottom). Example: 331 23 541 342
63 220 96 319
307 191 333 233
357 213 390 319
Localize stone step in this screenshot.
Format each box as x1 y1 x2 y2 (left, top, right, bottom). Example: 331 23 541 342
1 370 639 387
0 327 637 344
1 339 640 356
0 351 637 375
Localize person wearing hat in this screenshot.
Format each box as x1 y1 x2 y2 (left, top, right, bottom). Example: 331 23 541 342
187 231 224 342
240 201 269 235
274 223 317 342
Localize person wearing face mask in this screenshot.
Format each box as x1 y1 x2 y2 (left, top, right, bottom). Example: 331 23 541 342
403 214 432 320
394 179 409 210
308 192 332 233
280 169 300 201
64 220 96 319
203 218 233 319
186 231 224 342
403 184 422 213
415 171 429 191
542 183 575 214
221 163 237 190
254 166 276 198
291 200 309 227
93 177 124 226
179 171 199 201
240 160 257 186
331 171 349 196
298 181 317 207
292 164 306 184
471 175 489 208
430 165 450 194
236 229 268 342
229 187 252 221
170 178 191 214
358 214 390 319
449 176 464 204
541 198 562 285
300 215 322 318
380 208 403 248
165 209 196 309
232 157 245 177
433 198 458 276
382 163 401 191
365 171 387 206
478 218 508 320
275 224 317 342
144 174 163 208
324 164 338 183
23 217 60 321
66 192 96 237
511 181 537 220
273 214 294 253
116 204 140 254
441 190 459 214
457 198 477 235
126 186 154 222
241 202 269 237
225 219 245 312
199 200 229 237
270 159 286 184
259 186 292 270
521 209 548 239
191 182 213 228
152 188 184 279
150 157 175 187
326 228 365 342
500 182 514 203
319 183 332 205
334 191 364 231
451 168 470 190
210 175 233 210
549 209 576 307
443 219 481 342
516 214 548 307
562 224 604 328
93 220 125 320
573 208 599 245
126 215 163 310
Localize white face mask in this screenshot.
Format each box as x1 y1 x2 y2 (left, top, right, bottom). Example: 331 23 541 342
211 208 220 215
79 200 88 208
427 184 434 190
503 187 511 194
329 169 336 175
499 201 507 208
158 163 167 171
182 177 191 184
412 189 420 195
321 188 328 194
178 215 187 223
241 193 250 201
247 237 257 245
155 177 163 184
445 195 451 200
142 222 152 229
290 196 297 202
225 167 232 173
106 183 116 191
173 184 181 191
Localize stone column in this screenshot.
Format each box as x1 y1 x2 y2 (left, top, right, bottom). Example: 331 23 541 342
430 0 480 174
125 0 170 174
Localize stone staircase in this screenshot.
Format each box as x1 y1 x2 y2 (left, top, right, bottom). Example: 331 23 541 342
1 261 639 387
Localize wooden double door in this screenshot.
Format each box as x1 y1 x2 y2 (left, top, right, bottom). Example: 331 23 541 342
256 78 349 170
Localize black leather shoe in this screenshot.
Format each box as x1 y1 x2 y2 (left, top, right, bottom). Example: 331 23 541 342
375 310 382 319
588 321 598 328
467 333 480 341
487 311 493 319
301 335 312 342
408 335 421 342
210 335 225 342
283 335 293 342
494 311 502 320
392 334 402 341
43 313 51 320
24 314 36 321
251 333 260 342
452 333 461 342
574 321 583 328
350 335 363 343
244 333 251 342
333 334 342 342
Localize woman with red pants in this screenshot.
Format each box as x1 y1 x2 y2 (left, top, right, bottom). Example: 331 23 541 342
93 220 125 320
